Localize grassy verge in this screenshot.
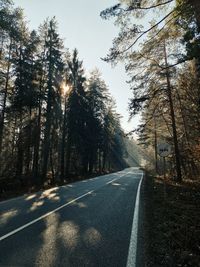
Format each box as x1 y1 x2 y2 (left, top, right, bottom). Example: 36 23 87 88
144 174 200 267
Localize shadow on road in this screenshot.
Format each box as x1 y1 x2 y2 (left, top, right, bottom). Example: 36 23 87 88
0 174 139 267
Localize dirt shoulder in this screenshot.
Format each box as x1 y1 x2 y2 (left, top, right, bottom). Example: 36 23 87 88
143 174 200 267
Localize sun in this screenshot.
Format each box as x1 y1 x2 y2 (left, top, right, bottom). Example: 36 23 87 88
62 82 72 96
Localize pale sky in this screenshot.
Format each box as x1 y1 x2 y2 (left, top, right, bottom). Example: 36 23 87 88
14 0 140 133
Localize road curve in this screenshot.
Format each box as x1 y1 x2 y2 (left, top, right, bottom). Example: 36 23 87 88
0 167 143 267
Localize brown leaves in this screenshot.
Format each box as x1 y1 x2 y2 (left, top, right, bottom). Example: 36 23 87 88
145 176 200 266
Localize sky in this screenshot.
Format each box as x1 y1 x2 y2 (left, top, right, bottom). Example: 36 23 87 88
14 0 140 133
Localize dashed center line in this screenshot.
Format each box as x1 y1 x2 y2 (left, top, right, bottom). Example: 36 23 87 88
0 172 130 242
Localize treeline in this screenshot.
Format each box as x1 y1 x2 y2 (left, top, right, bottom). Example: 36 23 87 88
101 0 200 182
136 57 200 179
0 1 131 190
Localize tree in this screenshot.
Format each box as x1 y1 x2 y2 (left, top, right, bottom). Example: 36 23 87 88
125 24 182 180
0 3 24 152
11 29 40 181
0 8 131 193
100 0 200 181
64 49 87 176
41 18 64 182
86 69 110 173
101 0 200 62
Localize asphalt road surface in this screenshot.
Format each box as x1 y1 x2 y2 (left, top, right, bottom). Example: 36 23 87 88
0 167 143 267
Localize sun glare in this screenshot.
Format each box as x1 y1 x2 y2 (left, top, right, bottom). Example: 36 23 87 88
62 82 72 96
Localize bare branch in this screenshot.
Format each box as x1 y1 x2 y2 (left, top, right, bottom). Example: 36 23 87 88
146 11 181 45
162 59 186 69
105 10 176 61
127 0 174 11
101 0 174 18
137 52 163 69
121 10 175 52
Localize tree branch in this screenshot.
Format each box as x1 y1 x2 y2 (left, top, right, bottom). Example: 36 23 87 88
145 11 181 45
105 10 176 61
101 0 174 18
122 10 175 52
125 0 175 11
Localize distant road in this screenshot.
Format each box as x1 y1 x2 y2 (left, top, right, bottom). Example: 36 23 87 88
0 167 143 267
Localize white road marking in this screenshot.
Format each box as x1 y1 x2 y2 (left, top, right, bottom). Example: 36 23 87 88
0 171 130 242
106 172 130 185
126 172 144 267
0 190 94 242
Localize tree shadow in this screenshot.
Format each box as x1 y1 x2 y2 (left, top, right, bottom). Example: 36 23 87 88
0 174 139 267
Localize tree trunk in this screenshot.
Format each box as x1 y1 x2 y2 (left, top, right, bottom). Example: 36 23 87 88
11 115 17 156
102 150 107 171
41 94 52 182
32 101 42 184
16 114 24 185
190 0 200 32
98 149 102 172
60 97 67 182
164 40 182 182
25 107 32 176
41 30 53 182
16 137 24 185
50 147 55 184
65 138 71 177
190 0 200 109
89 151 94 174
175 87 190 144
0 39 12 153
32 43 46 185
153 114 158 173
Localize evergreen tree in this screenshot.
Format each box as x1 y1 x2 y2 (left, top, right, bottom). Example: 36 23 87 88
41 18 64 182
65 49 87 176
86 69 110 173
0 7 132 193
0 3 24 153
11 29 40 181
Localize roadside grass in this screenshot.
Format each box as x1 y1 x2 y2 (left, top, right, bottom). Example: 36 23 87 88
144 174 200 267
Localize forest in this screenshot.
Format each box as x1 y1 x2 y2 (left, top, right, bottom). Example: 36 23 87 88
101 0 200 182
0 0 140 196
1 0 200 193
100 1 200 265
0 1 200 265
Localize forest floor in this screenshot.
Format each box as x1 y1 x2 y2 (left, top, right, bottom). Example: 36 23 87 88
143 174 200 267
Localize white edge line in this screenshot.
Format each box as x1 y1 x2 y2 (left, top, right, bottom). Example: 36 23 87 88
126 172 144 267
0 172 128 242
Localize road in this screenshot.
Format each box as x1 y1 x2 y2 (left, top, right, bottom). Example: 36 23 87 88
0 167 143 267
